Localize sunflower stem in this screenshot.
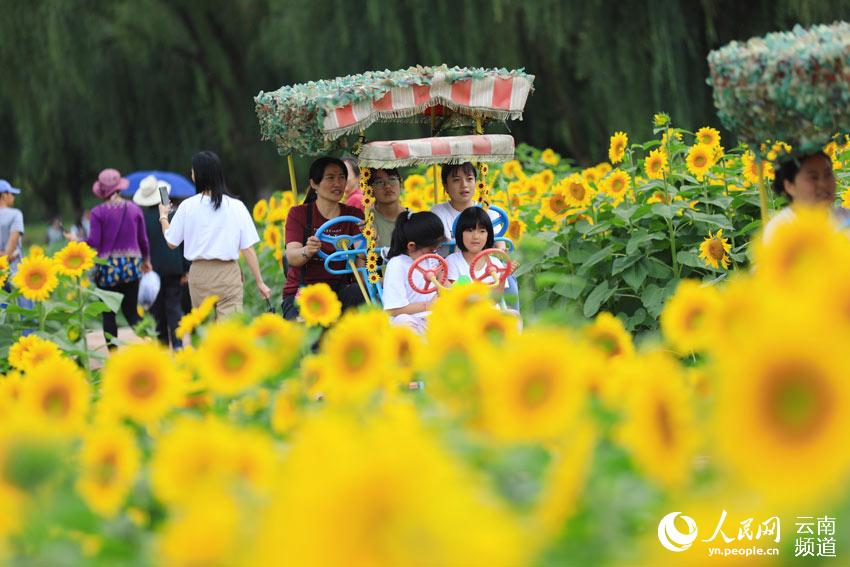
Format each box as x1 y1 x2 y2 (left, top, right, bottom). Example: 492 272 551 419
78 279 90 374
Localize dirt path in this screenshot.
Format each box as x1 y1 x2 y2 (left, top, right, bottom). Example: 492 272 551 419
84 327 142 369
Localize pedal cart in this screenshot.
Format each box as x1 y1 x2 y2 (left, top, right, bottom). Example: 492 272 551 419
255 65 534 305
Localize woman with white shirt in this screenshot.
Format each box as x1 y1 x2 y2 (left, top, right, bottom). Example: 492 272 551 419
763 152 850 241
159 151 271 316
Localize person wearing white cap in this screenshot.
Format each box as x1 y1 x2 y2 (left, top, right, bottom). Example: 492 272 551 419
134 175 187 349
0 180 25 273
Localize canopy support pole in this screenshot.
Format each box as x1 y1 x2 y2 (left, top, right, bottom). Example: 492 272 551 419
287 155 298 201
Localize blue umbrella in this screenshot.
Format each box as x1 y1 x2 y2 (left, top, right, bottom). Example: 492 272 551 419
120 170 196 200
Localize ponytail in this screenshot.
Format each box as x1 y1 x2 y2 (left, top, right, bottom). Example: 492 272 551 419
387 211 445 259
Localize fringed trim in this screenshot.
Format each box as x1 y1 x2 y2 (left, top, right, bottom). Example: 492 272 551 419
322 98 527 141
358 152 514 169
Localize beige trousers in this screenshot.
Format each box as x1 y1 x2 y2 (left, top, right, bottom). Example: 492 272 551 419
188 259 243 317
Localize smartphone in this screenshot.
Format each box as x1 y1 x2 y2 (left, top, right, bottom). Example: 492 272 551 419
158 184 170 206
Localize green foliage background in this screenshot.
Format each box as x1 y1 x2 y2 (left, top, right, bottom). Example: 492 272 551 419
1 0 849 220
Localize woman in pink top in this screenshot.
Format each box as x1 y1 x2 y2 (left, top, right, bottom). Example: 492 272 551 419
342 157 363 210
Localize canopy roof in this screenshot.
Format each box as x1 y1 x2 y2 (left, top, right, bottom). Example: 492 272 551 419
357 134 515 168
255 65 534 156
708 21 850 155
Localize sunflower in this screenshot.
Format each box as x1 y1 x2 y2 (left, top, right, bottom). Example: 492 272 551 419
404 192 429 212
713 309 850 508
478 330 589 442
317 313 392 400
403 174 426 193
361 194 375 208
652 112 670 127
754 207 850 286
501 160 524 180
176 295 219 337
685 143 714 180
467 304 519 345
541 189 571 222
699 229 731 270
584 312 634 359
581 167 600 187
100 342 184 424
262 225 282 250
536 169 555 187
150 416 238 505
252 199 268 223
608 131 628 164
21 356 90 434
196 321 271 397
367 272 381 284
295 283 342 327
616 350 698 489
506 216 527 241
601 170 632 205
660 280 721 353
250 313 305 372
250 414 529 567
540 148 559 166
266 204 288 223
8 335 61 371
695 126 721 148
643 148 668 180
561 174 594 207
533 422 596 539
741 150 775 184
28 245 45 257
13 255 59 301
0 255 8 287
76 426 141 517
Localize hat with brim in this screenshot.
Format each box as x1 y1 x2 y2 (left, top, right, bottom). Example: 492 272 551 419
133 175 171 207
0 180 21 195
93 168 130 200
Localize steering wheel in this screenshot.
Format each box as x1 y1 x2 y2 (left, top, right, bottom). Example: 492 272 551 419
314 216 368 259
449 204 510 239
470 248 514 287
408 254 448 294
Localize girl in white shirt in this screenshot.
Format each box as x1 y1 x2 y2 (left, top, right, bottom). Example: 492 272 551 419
381 211 446 333
445 206 508 286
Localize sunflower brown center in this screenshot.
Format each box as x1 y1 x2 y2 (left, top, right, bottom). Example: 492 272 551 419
550 196 567 214
693 155 707 168
127 371 157 399
223 347 247 373
95 452 118 486
519 373 553 410
27 272 45 288
66 255 83 268
41 386 71 417
308 298 326 315
708 239 726 259
594 333 621 356
345 341 368 372
682 306 705 331
655 401 676 448
762 364 832 442
569 184 586 201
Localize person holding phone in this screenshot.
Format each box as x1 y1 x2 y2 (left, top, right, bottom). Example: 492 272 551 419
159 151 270 317
134 175 187 349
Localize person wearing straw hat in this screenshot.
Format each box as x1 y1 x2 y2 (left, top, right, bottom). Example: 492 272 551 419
67 168 152 348
135 175 187 349
159 151 271 316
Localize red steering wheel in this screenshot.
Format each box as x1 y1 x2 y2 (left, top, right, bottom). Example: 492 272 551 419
470 248 514 287
408 254 448 294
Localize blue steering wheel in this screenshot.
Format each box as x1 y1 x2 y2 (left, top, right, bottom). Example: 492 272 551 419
450 204 510 239
314 216 367 260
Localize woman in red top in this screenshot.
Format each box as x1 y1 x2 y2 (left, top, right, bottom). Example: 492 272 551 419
282 157 366 319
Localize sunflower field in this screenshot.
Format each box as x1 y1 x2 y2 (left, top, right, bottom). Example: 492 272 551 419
2 115 850 565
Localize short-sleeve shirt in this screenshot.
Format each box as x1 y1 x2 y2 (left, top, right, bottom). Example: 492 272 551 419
283 202 364 295
0 207 24 267
165 194 258 261
430 201 501 241
381 254 437 318
446 250 508 287
374 210 402 249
